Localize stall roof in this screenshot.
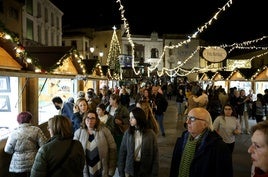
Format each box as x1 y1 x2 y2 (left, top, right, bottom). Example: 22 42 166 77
238 68 258 79
0 31 35 71
25 46 84 75
227 68 257 80
218 71 232 80
251 65 268 80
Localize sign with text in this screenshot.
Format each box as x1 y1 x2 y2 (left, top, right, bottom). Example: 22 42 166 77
202 47 227 62
226 59 251 71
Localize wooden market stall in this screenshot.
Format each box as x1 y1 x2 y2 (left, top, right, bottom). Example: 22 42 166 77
211 71 232 92
0 30 99 177
227 68 257 94
251 65 268 94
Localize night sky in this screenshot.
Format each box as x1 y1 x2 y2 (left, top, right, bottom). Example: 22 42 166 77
51 0 267 45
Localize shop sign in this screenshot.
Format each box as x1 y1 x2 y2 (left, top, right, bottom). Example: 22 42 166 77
226 59 251 71
202 47 227 62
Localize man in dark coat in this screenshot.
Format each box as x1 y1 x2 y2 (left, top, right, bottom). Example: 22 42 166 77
169 107 233 177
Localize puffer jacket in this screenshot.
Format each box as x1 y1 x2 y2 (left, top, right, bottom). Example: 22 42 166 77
4 123 47 173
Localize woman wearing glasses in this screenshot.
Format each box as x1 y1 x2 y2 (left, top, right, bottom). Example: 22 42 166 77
248 120 268 177
74 110 117 177
213 104 241 153
169 107 233 177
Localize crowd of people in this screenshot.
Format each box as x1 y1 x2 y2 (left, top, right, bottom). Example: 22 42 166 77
3 82 268 177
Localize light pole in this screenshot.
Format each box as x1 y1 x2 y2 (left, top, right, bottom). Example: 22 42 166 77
89 47 94 59
99 51 104 65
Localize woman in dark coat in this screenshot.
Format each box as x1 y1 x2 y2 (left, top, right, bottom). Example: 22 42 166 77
31 115 85 177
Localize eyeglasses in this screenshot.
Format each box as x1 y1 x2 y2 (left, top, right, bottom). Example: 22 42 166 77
186 116 207 122
86 117 96 120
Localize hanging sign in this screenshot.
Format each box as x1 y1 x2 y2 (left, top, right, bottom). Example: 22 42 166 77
202 47 227 62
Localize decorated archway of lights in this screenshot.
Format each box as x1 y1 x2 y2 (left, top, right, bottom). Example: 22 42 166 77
114 0 268 77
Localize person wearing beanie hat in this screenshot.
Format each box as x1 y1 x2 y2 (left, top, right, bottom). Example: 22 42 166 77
4 111 47 177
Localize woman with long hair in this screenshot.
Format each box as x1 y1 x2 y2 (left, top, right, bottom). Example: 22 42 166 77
118 107 159 177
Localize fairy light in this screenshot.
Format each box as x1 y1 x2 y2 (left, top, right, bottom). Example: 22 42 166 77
115 0 234 77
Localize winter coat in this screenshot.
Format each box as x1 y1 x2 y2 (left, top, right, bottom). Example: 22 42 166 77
4 123 47 173
169 129 233 177
73 126 117 177
30 135 85 177
118 129 159 177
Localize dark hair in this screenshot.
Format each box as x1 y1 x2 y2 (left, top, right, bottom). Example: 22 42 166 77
48 115 73 138
222 103 236 117
129 107 147 134
17 111 32 124
52 96 63 104
81 110 101 130
96 103 108 114
110 93 120 103
97 103 106 111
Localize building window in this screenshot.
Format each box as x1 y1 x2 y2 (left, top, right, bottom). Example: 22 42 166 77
71 40 77 49
151 48 159 58
0 1 3 13
51 13 54 26
51 32 54 46
85 41 88 51
26 19 33 40
56 17 60 29
37 25 42 43
9 7 19 20
45 8 48 22
26 0 33 15
37 2 41 18
45 29 48 45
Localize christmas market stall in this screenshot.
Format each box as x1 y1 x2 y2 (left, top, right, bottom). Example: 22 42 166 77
251 65 268 94
25 46 87 124
210 71 232 92
198 71 215 90
227 68 257 94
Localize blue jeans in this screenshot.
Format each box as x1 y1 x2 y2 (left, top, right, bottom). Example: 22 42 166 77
155 113 165 135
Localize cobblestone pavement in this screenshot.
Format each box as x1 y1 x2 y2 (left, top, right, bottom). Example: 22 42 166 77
115 98 253 177
158 98 253 177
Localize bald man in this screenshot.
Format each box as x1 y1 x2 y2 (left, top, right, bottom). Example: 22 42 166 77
169 107 233 177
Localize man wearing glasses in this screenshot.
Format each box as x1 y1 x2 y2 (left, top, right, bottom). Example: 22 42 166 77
169 107 233 177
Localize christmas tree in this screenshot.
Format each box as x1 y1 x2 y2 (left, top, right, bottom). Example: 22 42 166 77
107 26 121 79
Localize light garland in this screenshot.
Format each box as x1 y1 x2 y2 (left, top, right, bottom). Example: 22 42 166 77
115 0 234 77
0 31 87 74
